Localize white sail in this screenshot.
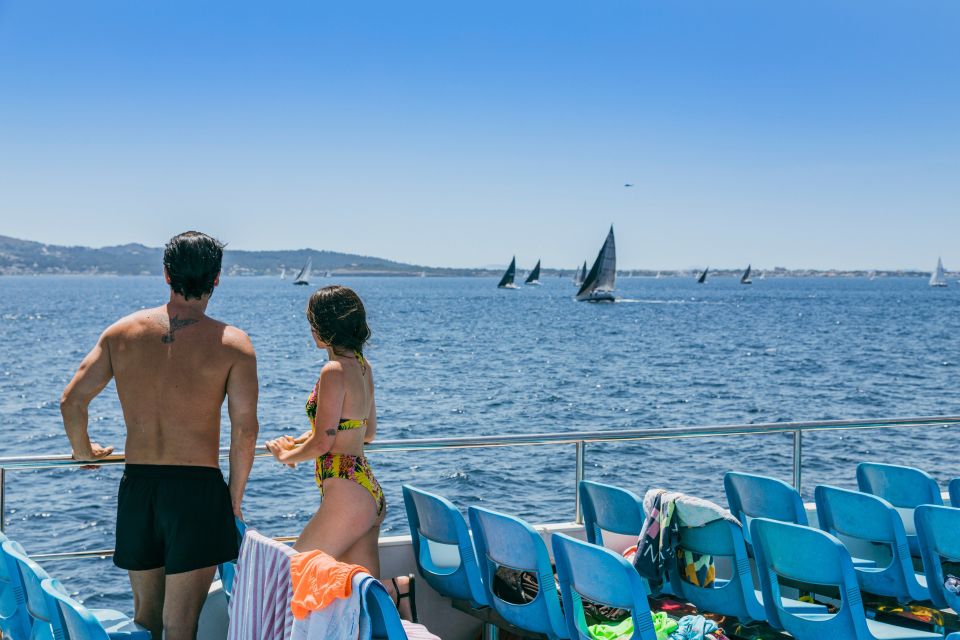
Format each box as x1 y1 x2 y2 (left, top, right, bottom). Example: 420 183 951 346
930 257 948 287
293 257 312 285
576 226 616 301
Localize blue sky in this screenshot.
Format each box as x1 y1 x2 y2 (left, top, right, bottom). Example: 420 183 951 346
0 1 957 270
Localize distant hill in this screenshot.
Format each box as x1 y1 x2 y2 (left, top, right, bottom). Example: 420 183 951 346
0 235 492 277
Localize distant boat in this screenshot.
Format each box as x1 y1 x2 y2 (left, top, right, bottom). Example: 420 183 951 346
697 267 709 284
930 257 948 287
525 260 542 285
419 271 426 278
324 270 333 278
498 257 519 289
573 261 588 286
292 258 312 286
280 268 286 280
576 226 616 302
740 264 752 285
868 270 877 280
655 271 662 279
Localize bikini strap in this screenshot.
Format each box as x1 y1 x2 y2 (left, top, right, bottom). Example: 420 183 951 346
354 350 367 375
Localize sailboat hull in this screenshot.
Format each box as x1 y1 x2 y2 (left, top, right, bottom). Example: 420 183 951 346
292 281 310 286
577 291 615 302
499 283 519 290
525 281 542 286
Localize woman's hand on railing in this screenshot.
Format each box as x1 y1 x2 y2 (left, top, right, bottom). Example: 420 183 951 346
265 436 298 469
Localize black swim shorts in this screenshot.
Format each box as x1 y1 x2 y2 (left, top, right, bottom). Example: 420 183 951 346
114 464 240 574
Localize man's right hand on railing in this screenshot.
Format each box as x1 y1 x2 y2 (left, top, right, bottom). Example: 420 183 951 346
71 441 115 469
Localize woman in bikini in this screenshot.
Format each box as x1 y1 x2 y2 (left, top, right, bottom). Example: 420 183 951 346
265 285 385 570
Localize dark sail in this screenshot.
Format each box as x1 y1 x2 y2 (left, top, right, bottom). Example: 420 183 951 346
525 260 541 284
293 257 312 285
576 226 616 301
740 264 752 284
697 267 708 284
497 257 517 288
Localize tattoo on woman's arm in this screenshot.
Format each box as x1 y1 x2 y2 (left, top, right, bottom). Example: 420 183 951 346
325 428 337 437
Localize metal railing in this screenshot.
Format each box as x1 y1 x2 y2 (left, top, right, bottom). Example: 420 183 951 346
1 415 958 561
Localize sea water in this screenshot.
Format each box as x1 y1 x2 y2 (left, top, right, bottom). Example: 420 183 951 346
1 275 958 610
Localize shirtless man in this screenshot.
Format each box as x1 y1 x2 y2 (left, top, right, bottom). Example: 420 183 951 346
60 231 259 640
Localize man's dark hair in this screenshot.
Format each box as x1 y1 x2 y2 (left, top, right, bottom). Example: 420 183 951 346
163 231 224 300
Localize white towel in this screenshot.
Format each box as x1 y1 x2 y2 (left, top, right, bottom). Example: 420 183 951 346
291 572 365 640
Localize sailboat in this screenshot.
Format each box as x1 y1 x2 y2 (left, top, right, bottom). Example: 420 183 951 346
525 260 542 286
292 257 312 286
697 267 709 284
930 257 948 287
497 257 519 289
572 261 587 286
280 268 286 280
576 226 616 302
740 264 752 285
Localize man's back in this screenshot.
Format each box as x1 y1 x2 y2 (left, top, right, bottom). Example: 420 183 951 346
108 305 251 467
60 231 260 640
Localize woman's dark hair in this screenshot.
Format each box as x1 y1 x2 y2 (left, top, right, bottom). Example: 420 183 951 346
306 285 371 355
163 231 224 300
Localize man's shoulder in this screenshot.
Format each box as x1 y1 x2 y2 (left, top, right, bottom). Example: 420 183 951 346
105 307 162 337
220 323 256 357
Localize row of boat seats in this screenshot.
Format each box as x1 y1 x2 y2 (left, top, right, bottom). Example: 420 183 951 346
403 484 654 639
0 531 149 639
403 477 960 640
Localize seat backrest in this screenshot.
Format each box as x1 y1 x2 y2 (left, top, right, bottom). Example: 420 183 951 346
915 505 960 611
467 506 567 639
361 577 408 640
723 472 806 545
949 479 960 509
750 518 870 639
402 485 488 608
814 485 926 602
667 519 764 621
552 533 656 640
218 517 247 602
856 462 942 509
2 539 58 627
0 535 33 639
578 481 645 547
41 578 110 640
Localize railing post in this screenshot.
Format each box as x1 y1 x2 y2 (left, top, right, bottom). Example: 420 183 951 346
1 467 5 533
574 441 585 524
792 430 803 492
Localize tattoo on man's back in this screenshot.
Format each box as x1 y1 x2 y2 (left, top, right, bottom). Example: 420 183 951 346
161 315 198 343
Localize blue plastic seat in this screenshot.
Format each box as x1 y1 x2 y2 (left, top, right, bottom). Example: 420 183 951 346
724 472 809 549
915 505 960 612
468 506 568 639
750 517 941 640
360 576 409 640
2 540 148 639
551 533 657 640
814 485 928 603
948 479 960 509
578 480 645 548
725 471 875 569
667 518 826 622
41 578 111 640
0 532 33 640
218 517 247 602
402 485 488 609
857 462 943 557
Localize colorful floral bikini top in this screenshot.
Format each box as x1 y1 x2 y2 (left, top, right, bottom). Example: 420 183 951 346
306 352 369 432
